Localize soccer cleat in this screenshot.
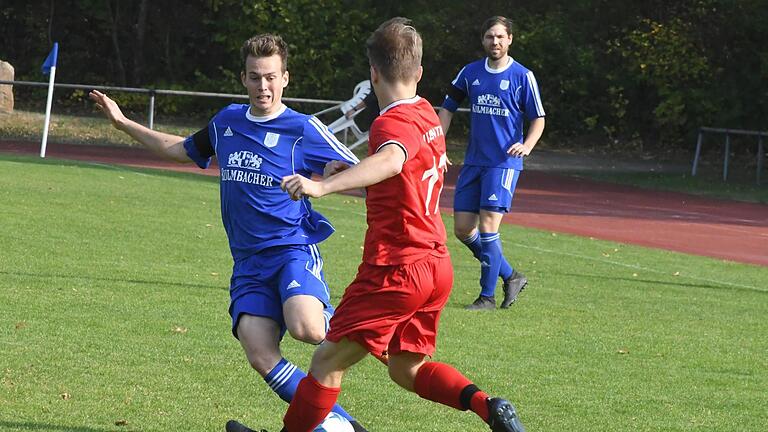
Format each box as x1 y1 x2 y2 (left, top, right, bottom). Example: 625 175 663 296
487 398 526 432
225 420 264 432
465 295 496 310
350 420 369 432
500 271 528 309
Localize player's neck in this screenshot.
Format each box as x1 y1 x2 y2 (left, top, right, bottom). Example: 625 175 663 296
374 81 418 111
487 55 511 70
248 102 285 118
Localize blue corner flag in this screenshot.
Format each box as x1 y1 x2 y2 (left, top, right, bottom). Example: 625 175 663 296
42 43 59 75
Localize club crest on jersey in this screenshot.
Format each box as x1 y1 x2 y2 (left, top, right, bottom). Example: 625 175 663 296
500 80 510 90
477 94 501 107
227 150 262 170
264 132 280 148
473 94 509 117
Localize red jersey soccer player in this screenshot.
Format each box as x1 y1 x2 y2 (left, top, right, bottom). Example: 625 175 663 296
277 18 526 432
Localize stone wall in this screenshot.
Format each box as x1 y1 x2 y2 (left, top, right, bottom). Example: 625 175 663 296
0 60 14 113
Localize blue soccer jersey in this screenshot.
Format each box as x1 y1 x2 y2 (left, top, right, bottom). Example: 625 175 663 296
183 104 359 260
442 57 545 170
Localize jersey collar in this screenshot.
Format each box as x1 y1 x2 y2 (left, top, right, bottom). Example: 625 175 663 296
246 104 287 122
379 96 421 115
484 56 514 74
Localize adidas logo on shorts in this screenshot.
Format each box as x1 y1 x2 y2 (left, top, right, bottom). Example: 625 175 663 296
488 194 498 201
286 280 301 290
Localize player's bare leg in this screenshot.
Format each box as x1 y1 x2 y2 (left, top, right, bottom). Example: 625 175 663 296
283 295 328 345
232 315 369 432
237 315 284 376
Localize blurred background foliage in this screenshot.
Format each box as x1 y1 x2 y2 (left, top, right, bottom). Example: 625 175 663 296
2 0 766 152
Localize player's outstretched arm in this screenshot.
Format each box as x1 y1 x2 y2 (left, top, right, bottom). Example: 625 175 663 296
281 144 405 200
89 90 191 163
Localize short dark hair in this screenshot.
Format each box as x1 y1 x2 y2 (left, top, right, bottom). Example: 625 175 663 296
366 17 422 83
241 34 288 72
481 16 513 38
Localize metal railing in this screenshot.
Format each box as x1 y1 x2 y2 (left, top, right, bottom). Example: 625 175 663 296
692 127 766 185
0 79 470 129
0 79 346 130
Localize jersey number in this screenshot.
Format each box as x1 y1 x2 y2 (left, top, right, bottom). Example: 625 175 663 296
420 153 448 216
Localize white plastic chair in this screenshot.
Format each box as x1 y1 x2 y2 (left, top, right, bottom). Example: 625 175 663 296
324 80 371 151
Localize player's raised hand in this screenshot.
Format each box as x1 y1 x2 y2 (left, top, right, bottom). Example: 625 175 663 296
323 160 351 178
89 90 127 129
281 174 324 200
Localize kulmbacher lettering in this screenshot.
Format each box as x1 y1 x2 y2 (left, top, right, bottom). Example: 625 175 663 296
220 168 274 187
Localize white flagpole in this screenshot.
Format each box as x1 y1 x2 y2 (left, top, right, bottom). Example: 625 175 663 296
40 65 56 158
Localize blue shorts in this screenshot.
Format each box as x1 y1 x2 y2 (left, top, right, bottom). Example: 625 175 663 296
228 244 334 339
453 165 521 213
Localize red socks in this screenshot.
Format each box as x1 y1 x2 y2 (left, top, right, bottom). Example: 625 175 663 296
413 361 490 422
283 374 340 432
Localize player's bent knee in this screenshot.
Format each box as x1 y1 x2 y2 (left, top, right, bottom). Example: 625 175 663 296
245 350 279 376
454 226 473 240
286 323 326 345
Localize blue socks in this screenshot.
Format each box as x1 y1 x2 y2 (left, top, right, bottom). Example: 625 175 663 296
479 233 502 297
461 231 513 296
264 357 354 422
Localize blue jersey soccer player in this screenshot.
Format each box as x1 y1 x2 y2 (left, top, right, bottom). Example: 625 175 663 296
439 16 546 311
89 34 367 432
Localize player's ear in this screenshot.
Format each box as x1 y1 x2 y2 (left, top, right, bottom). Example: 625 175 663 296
241 70 247 88
416 65 423 83
370 65 378 84
283 70 289 88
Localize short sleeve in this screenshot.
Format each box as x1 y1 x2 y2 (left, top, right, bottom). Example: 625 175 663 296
442 65 469 112
522 71 546 120
301 116 360 174
368 115 420 161
183 124 215 169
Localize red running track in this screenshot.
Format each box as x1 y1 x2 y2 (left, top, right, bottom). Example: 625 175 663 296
3 141 767 266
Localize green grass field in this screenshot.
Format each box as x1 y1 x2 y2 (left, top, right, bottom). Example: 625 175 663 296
1 154 766 432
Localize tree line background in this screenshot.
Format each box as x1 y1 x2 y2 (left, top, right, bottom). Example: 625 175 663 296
2 0 766 153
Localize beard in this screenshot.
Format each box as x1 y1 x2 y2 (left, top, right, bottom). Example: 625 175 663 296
485 46 507 60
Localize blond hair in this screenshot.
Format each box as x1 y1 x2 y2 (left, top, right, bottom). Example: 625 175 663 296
366 17 422 83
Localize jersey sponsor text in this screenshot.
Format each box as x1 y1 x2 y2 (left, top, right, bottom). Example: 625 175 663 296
220 168 275 187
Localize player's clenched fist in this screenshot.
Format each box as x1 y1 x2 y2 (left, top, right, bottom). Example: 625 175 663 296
281 174 324 200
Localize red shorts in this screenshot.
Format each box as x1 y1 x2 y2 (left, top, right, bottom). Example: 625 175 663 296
326 253 453 358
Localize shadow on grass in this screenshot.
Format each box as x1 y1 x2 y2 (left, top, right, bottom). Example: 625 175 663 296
0 270 226 291
0 421 115 432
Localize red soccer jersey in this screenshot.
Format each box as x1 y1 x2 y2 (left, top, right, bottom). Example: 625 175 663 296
363 96 449 265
